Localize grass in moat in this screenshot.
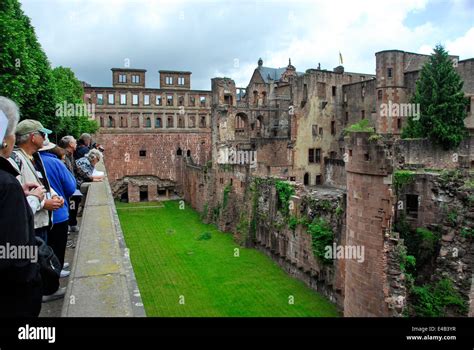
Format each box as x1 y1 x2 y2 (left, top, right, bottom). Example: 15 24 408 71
116 200 339 317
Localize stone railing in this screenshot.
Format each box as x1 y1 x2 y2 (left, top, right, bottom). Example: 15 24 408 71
61 162 146 317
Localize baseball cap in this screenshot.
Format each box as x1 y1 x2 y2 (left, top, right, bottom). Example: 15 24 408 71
15 119 52 136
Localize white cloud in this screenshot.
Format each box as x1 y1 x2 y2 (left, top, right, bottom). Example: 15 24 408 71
446 27 474 60
20 0 473 90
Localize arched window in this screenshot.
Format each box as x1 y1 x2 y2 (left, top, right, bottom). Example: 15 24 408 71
155 117 162 128
145 117 151 128
167 117 173 128
186 150 191 157
120 116 127 128
108 116 115 128
200 115 206 128
256 116 263 136
235 113 248 137
176 147 182 156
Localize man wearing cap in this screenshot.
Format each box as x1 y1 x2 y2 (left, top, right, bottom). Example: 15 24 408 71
9 119 64 243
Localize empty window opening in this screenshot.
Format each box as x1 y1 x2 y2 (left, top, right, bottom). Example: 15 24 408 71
304 173 310 186
316 175 322 185
406 194 419 218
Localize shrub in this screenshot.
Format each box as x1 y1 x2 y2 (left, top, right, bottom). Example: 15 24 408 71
411 278 468 317
307 218 334 264
275 180 295 217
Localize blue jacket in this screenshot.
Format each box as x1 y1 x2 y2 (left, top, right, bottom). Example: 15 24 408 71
39 152 77 224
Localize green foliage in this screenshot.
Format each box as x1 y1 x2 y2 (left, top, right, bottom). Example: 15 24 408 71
275 180 295 217
393 170 415 191
288 216 298 231
236 214 250 245
196 232 212 241
399 245 416 288
307 218 334 264
411 278 468 317
396 215 440 271
461 178 474 190
335 206 343 217
222 184 232 209
212 203 221 221
318 200 332 211
460 226 474 238
439 169 463 186
0 0 56 128
415 228 438 262
447 210 458 225
368 133 382 142
219 164 233 172
343 119 375 134
51 66 98 138
0 0 98 140
401 45 468 150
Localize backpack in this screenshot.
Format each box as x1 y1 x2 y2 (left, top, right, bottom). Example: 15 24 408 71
35 237 61 295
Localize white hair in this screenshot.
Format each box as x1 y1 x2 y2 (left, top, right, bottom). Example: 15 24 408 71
0 96 20 138
86 148 102 162
79 133 92 142
60 135 75 148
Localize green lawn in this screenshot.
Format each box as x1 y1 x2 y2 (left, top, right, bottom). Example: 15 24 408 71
116 200 339 317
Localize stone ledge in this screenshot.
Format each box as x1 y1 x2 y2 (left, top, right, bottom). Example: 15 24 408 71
62 162 146 317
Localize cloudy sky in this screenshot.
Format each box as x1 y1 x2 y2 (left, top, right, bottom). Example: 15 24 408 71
21 0 474 90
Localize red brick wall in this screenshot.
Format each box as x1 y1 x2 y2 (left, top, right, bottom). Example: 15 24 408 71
344 132 395 316
97 132 211 184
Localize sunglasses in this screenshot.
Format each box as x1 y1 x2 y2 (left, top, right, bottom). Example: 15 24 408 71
35 131 46 138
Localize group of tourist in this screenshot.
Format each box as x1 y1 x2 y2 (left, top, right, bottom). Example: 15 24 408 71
0 96 104 317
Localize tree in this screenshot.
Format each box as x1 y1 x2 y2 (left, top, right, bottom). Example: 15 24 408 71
402 45 468 150
0 0 97 141
51 66 98 139
0 0 57 128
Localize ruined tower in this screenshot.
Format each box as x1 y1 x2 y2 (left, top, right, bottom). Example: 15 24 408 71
344 132 395 316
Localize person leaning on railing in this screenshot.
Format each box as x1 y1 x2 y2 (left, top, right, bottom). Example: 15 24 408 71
0 97 43 317
75 149 104 216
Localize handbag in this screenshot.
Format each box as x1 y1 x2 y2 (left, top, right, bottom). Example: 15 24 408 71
35 237 61 295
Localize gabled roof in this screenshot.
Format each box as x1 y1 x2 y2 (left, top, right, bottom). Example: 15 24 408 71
256 66 303 83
